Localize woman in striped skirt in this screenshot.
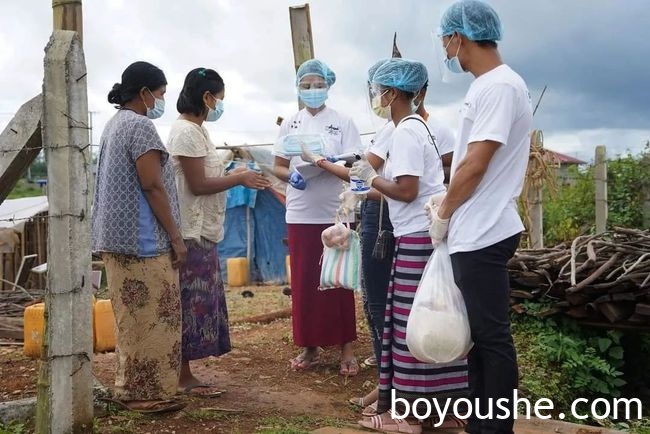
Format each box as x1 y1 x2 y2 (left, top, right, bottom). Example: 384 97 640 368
350 58 469 433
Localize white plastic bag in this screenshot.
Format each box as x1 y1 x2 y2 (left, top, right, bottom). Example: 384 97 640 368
321 222 351 249
406 241 473 364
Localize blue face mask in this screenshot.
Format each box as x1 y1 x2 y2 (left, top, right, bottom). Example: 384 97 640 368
206 96 224 122
444 35 465 74
145 89 165 119
298 88 329 109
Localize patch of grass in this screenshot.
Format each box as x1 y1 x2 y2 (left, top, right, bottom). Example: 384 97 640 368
0 421 27 434
255 415 347 434
225 286 289 322
184 408 240 422
7 179 44 199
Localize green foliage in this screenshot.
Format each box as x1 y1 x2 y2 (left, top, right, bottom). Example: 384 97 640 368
7 179 44 199
512 311 627 421
0 422 27 434
542 144 650 245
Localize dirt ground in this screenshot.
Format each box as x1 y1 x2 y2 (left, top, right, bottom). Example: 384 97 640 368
0 286 627 434
1 286 380 433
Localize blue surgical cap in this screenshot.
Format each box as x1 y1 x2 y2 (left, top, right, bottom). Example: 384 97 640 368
367 59 390 82
296 59 336 87
371 58 429 94
439 0 502 41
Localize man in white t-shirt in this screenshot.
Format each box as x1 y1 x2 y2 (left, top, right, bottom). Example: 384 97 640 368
429 2 533 433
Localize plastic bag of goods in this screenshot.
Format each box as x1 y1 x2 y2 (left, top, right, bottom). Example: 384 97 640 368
406 241 472 363
321 222 351 249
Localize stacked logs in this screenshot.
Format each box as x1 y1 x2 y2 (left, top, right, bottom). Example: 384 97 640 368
508 228 650 329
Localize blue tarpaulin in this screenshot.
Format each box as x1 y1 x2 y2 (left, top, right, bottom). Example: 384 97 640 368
218 188 288 284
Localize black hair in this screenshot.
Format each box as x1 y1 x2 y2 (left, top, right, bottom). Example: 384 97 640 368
476 40 498 48
107 61 167 107
176 68 225 116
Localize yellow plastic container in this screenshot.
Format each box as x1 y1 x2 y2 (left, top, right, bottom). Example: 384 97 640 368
227 257 249 287
286 255 291 285
93 299 116 353
23 303 45 358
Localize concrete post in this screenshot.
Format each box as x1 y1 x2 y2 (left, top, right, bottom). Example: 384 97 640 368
0 96 43 204
36 30 93 434
595 145 608 234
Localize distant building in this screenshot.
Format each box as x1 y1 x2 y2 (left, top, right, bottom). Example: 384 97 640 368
544 149 587 185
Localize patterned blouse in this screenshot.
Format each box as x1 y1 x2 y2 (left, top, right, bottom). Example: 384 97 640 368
91 109 181 257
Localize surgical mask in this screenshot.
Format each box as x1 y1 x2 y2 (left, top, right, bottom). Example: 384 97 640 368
206 96 224 122
410 91 421 113
298 88 328 109
444 36 465 74
145 89 165 119
371 89 392 119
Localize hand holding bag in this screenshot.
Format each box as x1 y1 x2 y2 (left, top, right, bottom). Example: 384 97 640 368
319 211 362 292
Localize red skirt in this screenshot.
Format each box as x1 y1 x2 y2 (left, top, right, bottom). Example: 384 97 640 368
287 224 357 347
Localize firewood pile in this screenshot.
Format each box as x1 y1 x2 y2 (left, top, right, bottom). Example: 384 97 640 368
0 290 43 341
509 228 650 329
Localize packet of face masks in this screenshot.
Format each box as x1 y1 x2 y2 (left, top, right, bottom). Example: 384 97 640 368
275 133 325 156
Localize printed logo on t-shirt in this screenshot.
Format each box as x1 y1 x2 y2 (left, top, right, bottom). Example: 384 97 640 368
289 120 302 130
325 124 341 136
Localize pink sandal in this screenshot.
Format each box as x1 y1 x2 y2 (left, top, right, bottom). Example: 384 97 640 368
290 348 322 371
358 410 422 434
340 357 359 376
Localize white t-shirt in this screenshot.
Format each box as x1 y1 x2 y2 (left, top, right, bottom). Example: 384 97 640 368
167 120 226 244
448 64 533 254
274 106 363 224
426 117 455 156
368 120 394 176
383 115 446 237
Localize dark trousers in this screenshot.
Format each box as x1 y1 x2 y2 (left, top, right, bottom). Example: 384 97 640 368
360 199 394 366
450 233 520 434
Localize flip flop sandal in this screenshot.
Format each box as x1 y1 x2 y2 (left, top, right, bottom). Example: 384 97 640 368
349 397 365 408
340 357 360 376
178 384 224 398
358 410 422 434
364 356 378 366
98 398 187 414
362 402 378 417
290 348 322 371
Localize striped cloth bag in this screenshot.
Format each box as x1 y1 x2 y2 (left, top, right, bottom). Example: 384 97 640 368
319 226 361 292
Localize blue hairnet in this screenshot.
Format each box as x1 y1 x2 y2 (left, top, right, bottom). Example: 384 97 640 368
296 59 336 87
371 58 428 93
367 59 389 82
439 0 502 41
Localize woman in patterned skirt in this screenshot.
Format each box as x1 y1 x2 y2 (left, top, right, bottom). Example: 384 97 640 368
92 61 187 413
167 68 270 395
351 58 469 433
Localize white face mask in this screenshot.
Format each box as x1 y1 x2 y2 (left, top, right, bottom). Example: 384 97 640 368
144 89 165 119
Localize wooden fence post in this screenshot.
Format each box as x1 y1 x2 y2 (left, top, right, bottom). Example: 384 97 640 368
35 30 93 434
289 4 314 110
595 145 608 234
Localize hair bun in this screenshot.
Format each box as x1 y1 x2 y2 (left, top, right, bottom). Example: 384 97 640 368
107 82 123 105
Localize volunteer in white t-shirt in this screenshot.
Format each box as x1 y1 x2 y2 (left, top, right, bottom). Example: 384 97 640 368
429 2 534 433
272 59 363 377
414 82 456 183
352 58 469 433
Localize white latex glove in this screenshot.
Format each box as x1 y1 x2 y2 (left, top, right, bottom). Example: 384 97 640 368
424 193 447 222
429 210 450 244
300 143 326 166
338 190 363 216
350 156 379 185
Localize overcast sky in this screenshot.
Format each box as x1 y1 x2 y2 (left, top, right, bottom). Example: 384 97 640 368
1 0 648 162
